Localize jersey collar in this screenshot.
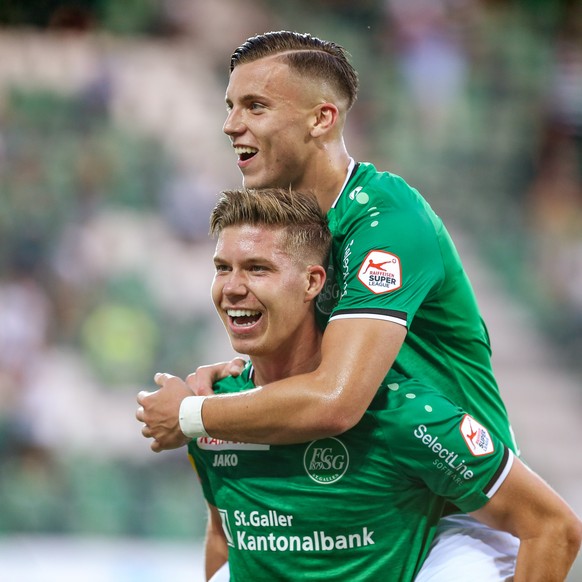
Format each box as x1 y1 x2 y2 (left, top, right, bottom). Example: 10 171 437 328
330 158 357 210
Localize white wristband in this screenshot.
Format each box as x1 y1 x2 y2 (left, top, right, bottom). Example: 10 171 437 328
179 396 209 439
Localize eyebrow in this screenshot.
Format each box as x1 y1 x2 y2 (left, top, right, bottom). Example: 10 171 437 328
226 92 269 106
214 253 280 267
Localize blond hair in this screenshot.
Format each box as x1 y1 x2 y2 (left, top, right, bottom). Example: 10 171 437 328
210 188 331 265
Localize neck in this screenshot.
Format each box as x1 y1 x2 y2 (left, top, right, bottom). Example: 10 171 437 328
250 324 322 386
299 141 352 213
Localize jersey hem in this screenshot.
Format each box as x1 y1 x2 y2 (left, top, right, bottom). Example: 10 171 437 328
330 309 407 327
483 448 514 498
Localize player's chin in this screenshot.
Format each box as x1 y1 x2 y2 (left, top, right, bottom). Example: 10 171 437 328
241 169 274 190
241 176 264 190
229 338 260 356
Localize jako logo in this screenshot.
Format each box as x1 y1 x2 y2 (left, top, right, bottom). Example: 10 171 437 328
303 437 349 484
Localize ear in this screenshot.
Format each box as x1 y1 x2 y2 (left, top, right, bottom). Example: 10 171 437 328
304 264 327 301
310 103 339 138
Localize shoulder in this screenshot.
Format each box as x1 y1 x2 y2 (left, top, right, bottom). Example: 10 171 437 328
337 163 434 227
349 163 420 198
213 364 255 394
370 379 468 439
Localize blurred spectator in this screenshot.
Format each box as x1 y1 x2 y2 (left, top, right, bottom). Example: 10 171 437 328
539 1 582 177
159 162 220 243
159 0 277 71
0 239 52 448
382 0 476 144
526 2 582 320
81 296 159 385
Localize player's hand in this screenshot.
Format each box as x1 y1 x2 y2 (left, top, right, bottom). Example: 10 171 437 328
136 373 193 452
186 358 247 396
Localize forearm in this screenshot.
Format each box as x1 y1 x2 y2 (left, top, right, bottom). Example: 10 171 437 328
471 458 582 582
205 518 229 581
514 531 581 582
141 319 405 450
201 371 359 444
192 320 405 444
205 541 227 582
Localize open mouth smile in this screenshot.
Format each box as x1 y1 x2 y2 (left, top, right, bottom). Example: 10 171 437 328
234 146 258 163
227 308 262 328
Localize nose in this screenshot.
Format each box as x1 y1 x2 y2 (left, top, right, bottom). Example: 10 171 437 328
222 270 248 297
223 107 243 137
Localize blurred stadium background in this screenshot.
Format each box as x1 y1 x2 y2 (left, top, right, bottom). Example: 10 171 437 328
0 0 581 580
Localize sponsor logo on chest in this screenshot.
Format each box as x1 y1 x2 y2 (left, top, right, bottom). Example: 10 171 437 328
197 437 270 470
196 437 270 451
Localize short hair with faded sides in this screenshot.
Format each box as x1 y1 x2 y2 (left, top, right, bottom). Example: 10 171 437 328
230 30 359 110
210 188 331 265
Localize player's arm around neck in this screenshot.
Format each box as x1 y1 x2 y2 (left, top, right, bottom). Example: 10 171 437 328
470 458 582 581
200 318 407 444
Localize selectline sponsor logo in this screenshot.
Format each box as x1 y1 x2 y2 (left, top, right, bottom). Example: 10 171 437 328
341 240 354 300
414 424 474 481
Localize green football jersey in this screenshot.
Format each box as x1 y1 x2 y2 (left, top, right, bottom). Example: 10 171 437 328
316 162 518 454
189 365 513 582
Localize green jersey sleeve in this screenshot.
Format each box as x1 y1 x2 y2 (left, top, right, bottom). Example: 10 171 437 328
372 379 513 513
325 163 445 328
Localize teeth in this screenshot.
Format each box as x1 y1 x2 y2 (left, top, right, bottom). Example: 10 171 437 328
227 309 260 317
234 146 258 155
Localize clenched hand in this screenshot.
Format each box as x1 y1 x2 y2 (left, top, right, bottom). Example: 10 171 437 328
136 373 193 452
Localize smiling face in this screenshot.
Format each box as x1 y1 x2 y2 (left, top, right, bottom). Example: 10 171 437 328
212 224 324 359
223 55 323 191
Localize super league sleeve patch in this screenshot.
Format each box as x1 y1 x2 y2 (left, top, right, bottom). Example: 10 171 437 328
459 415 495 456
357 250 402 294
